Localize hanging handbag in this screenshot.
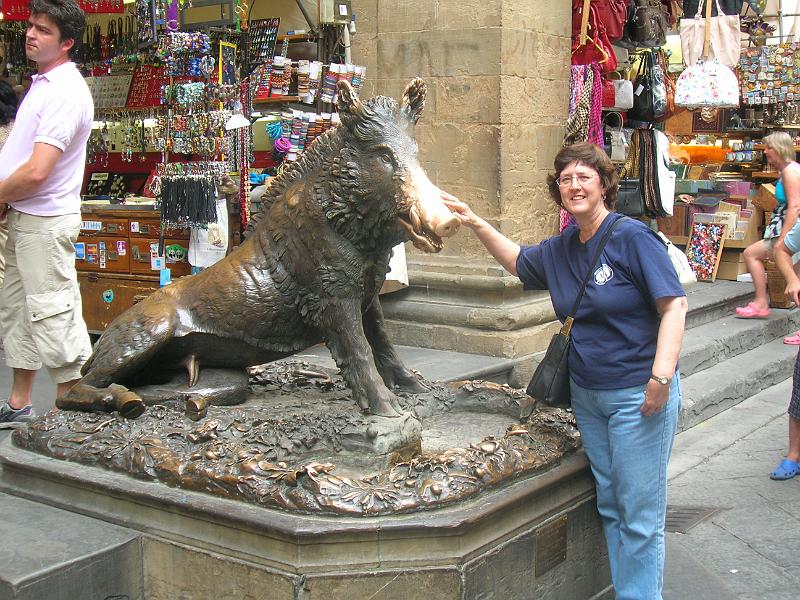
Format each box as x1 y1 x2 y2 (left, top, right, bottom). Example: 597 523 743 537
662 0 684 26
597 0 631 42
656 50 676 119
573 0 630 43
657 232 698 287
572 0 619 73
675 0 740 109
629 52 666 121
617 179 647 216
602 77 617 108
522 218 626 417
616 132 646 217
619 0 670 49
609 71 634 110
679 0 741 68
603 111 627 162
674 59 739 108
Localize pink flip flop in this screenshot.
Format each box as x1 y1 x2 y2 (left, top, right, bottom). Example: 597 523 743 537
735 303 771 319
785 331 800 345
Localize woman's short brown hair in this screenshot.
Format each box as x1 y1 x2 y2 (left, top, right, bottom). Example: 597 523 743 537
546 142 619 210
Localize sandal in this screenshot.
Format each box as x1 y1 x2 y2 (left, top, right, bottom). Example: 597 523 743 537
735 303 771 319
770 459 800 480
785 331 800 345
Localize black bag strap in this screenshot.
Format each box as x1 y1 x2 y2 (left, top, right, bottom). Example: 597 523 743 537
562 216 626 335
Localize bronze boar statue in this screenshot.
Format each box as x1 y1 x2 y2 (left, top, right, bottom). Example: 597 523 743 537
57 78 459 420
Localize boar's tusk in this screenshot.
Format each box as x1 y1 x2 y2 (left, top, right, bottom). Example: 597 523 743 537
409 205 421 233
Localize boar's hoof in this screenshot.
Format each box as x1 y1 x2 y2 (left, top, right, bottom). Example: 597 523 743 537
396 378 429 394
57 383 145 419
108 384 146 419
369 397 402 418
185 396 209 421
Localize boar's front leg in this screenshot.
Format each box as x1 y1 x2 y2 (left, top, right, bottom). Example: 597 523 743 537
363 297 428 394
320 299 402 418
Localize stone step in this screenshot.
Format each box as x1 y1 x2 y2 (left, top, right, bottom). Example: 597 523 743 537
288 343 518 385
0 491 143 600
678 337 798 432
684 280 755 330
679 308 800 377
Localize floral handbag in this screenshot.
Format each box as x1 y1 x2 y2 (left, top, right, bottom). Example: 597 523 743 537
674 59 740 108
676 0 740 109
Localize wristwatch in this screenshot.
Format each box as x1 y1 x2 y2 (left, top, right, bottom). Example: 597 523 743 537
650 374 671 385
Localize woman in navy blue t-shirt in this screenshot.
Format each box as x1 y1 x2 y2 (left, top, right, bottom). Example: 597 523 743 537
444 142 687 600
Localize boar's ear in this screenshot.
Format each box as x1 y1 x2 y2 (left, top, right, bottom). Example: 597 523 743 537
401 78 426 125
336 80 363 129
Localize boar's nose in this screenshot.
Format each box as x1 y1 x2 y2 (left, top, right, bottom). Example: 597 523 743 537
435 213 461 238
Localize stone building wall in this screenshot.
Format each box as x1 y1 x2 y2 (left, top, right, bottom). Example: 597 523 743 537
350 1 573 371
352 1 571 256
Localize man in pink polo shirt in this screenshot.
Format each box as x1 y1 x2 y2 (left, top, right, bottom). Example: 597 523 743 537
0 0 93 427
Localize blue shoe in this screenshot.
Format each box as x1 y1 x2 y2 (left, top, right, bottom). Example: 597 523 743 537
770 459 800 480
0 402 34 429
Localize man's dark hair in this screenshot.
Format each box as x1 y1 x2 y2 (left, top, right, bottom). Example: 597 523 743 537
28 0 86 59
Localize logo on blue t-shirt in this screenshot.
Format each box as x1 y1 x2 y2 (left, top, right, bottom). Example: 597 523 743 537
594 263 613 285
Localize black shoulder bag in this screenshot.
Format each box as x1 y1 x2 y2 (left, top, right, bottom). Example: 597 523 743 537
522 217 625 418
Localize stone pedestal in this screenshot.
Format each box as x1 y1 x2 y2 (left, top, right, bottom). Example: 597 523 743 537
0 439 611 600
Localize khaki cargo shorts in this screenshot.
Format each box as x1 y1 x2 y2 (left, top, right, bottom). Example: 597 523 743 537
0 213 7 288
0 209 92 383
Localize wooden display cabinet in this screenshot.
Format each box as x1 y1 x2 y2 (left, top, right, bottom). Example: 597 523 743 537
78 272 160 333
77 206 192 333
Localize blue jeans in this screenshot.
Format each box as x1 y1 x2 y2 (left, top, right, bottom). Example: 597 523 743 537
570 374 681 600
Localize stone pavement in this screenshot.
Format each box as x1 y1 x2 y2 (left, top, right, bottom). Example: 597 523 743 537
664 377 800 600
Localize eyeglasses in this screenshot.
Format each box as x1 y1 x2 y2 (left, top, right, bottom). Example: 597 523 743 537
557 173 598 187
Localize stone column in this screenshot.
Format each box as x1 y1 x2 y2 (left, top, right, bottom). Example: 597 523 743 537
351 1 572 384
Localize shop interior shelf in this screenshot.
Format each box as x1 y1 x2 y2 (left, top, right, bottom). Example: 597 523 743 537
277 33 317 42
669 235 750 249
751 171 780 178
253 96 302 104
753 144 800 151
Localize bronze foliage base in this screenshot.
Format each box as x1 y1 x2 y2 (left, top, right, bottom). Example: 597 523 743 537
12 362 581 516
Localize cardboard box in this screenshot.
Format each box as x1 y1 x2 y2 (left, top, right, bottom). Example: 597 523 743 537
716 259 749 281
657 203 688 237
753 184 778 212
715 249 748 281
766 259 794 308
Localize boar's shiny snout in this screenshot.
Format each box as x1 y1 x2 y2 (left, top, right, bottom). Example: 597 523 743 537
433 213 460 238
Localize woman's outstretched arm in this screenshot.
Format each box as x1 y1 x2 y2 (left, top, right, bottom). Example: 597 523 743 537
442 191 521 276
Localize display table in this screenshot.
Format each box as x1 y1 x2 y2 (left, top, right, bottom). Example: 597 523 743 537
662 196 764 281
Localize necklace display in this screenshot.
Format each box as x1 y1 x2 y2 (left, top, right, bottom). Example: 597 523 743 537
155 27 248 230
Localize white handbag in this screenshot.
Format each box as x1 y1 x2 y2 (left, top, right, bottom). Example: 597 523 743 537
657 232 697 287
612 77 634 110
674 58 740 109
679 0 741 68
